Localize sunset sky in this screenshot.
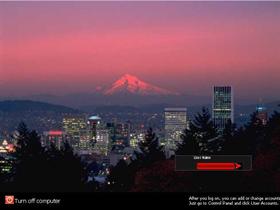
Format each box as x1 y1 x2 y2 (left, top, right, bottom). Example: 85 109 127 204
0 1 280 102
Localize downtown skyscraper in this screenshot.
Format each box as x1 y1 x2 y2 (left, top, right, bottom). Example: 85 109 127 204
164 108 188 157
212 86 234 133
256 105 268 126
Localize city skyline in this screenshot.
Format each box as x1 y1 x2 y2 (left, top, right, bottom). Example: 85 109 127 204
0 2 280 103
1 1 280 202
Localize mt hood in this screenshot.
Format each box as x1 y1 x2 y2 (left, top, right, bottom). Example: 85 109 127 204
103 74 179 96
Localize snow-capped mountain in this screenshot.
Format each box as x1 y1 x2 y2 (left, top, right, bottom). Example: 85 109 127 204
103 74 179 96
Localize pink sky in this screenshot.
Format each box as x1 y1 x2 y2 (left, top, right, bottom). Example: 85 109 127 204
0 2 280 101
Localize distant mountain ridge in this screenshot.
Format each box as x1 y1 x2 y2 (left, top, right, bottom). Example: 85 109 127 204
0 100 80 113
2 74 210 107
8 74 279 107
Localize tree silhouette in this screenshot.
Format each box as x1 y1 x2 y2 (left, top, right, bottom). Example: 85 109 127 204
243 112 267 154
220 119 238 154
176 128 199 155
267 110 280 144
106 159 132 192
107 128 165 191
11 122 47 191
52 141 88 191
176 107 219 155
222 119 236 140
11 122 87 192
136 127 165 164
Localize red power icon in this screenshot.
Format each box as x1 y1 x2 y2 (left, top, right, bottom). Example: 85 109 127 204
196 162 242 170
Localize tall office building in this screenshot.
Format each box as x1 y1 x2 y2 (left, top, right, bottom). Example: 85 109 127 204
87 115 102 141
78 129 92 150
93 129 110 156
115 122 130 147
43 130 65 150
86 116 111 156
256 105 268 125
63 116 87 149
164 108 188 156
212 86 234 132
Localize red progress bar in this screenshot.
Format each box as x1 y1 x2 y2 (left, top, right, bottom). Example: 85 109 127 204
196 162 241 170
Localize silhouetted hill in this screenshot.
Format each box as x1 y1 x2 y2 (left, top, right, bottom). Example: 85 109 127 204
0 100 82 132
19 92 210 107
82 105 139 113
0 100 80 113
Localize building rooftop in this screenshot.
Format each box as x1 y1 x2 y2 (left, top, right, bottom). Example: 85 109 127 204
88 116 101 120
164 108 187 112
